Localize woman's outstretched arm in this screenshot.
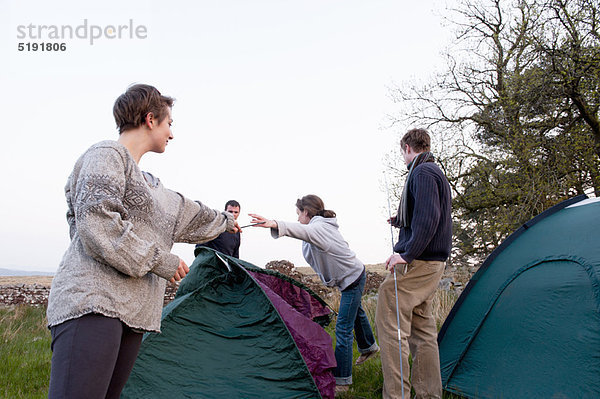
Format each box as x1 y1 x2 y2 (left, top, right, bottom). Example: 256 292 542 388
248 213 329 251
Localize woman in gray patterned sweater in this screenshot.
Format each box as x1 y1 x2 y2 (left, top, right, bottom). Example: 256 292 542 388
46 84 239 399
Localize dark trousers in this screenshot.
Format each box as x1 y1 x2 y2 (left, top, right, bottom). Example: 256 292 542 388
48 313 143 399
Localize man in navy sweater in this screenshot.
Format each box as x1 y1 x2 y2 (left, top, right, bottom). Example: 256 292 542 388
195 200 241 258
376 129 452 399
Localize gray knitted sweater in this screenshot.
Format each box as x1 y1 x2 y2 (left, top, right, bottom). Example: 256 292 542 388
47 141 235 332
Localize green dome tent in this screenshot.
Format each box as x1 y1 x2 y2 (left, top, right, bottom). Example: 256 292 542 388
438 195 600 398
121 248 336 399
438 196 600 398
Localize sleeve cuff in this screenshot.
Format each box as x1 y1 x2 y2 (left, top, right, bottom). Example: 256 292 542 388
401 253 415 264
270 220 285 239
151 250 180 280
222 211 236 233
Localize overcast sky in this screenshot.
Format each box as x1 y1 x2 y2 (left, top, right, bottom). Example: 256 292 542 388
0 0 451 272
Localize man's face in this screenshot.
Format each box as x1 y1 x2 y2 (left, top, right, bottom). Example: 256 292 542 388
226 205 240 220
401 143 416 166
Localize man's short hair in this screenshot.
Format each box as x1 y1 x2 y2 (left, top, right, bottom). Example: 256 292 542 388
113 84 175 134
401 128 431 153
225 200 240 210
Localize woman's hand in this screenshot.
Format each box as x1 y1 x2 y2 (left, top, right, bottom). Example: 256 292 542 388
170 258 190 283
248 214 277 229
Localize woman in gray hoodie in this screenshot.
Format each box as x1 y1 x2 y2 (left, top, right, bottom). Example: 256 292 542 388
250 194 379 392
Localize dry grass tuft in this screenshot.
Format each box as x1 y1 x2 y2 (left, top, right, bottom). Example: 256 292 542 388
325 290 342 313
1 306 25 342
432 289 459 329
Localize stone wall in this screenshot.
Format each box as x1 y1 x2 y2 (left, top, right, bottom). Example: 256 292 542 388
0 284 50 306
0 281 181 307
0 263 466 308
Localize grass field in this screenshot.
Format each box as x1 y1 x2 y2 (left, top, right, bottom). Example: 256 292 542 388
0 305 52 399
0 289 460 398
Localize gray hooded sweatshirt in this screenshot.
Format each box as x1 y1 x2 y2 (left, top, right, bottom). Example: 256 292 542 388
271 216 364 290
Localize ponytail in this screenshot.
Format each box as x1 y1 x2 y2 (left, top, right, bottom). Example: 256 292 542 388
317 209 336 218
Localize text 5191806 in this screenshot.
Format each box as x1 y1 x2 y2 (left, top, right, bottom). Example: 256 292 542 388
18 42 67 52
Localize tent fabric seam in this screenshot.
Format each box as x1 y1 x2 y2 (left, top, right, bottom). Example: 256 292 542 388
444 254 598 385
230 257 324 399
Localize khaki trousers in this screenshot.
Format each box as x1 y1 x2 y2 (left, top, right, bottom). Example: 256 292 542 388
375 259 445 399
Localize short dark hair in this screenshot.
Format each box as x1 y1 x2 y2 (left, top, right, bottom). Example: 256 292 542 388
401 128 431 152
224 200 240 210
296 195 336 218
113 84 175 134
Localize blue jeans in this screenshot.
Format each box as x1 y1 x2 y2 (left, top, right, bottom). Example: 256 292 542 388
334 270 379 385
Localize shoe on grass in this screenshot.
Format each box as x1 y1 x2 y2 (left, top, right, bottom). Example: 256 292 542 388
355 346 380 365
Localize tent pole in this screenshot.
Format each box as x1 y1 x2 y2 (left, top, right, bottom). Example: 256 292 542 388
385 174 405 399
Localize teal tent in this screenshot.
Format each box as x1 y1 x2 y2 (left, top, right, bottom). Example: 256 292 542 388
121 248 336 399
438 195 600 398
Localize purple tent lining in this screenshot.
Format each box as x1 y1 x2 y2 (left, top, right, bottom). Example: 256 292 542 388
248 270 336 399
249 271 331 320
